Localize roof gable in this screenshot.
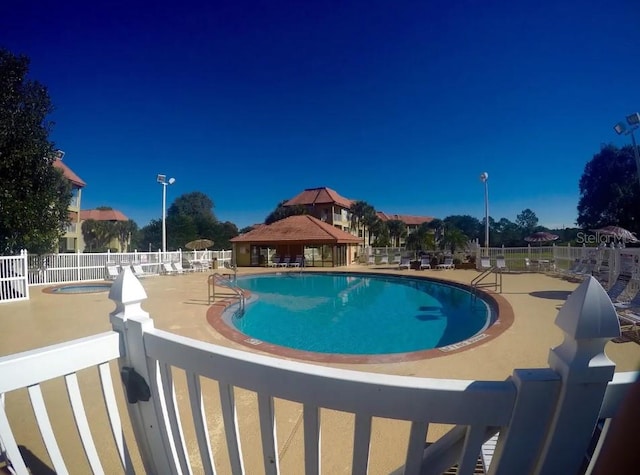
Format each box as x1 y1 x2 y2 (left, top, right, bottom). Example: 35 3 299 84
53 159 86 187
231 215 361 244
80 209 129 221
284 187 353 209
377 212 434 226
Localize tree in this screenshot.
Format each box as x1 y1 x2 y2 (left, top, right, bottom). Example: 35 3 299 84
516 209 539 235
405 223 436 251
443 215 481 241
114 220 138 252
386 219 407 247
81 219 117 252
368 218 389 246
349 200 376 244
440 225 468 254
139 220 162 252
577 144 640 234
427 218 444 248
265 200 307 224
0 49 72 255
168 191 216 221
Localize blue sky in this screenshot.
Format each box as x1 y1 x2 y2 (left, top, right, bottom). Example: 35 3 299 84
3 0 639 230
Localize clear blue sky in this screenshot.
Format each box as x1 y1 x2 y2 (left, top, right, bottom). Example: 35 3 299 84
3 0 639 230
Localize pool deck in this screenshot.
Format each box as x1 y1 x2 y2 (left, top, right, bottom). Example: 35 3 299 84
2 265 639 473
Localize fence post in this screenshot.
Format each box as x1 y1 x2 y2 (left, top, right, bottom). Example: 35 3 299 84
109 268 182 474
21 249 30 300
76 249 81 281
534 276 620 474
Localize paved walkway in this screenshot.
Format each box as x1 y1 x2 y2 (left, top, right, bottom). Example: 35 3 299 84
1 266 639 474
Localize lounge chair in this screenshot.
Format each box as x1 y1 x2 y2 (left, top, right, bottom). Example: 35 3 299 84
436 257 455 270
105 264 120 280
367 255 375 265
131 264 152 278
392 255 402 266
278 256 291 267
290 255 304 268
162 262 177 275
496 256 507 272
607 274 632 301
398 256 411 270
478 256 491 270
189 259 205 272
378 255 389 265
172 262 189 274
613 289 640 311
419 257 431 270
618 311 640 338
268 256 281 267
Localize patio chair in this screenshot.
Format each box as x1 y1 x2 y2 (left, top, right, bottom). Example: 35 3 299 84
172 261 189 274
617 311 640 338
496 256 508 272
279 256 291 267
378 255 389 265
189 259 205 272
290 255 304 268
367 255 375 265
105 264 120 280
268 255 281 267
162 262 177 275
398 256 411 270
613 288 640 311
419 257 431 270
436 257 455 270
607 274 632 302
392 255 402 266
131 264 153 278
479 256 491 270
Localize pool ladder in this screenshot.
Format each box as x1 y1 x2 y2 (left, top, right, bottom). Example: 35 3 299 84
208 273 245 318
471 265 503 294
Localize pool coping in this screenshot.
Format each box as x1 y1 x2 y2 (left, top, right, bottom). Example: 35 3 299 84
43 282 113 294
206 271 515 364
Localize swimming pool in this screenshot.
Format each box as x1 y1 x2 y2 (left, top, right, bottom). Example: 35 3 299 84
227 273 495 355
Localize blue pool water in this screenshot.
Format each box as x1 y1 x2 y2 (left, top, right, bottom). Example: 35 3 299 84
52 284 112 294
230 273 494 355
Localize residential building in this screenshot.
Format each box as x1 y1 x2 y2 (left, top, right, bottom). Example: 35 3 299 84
79 209 131 252
283 187 354 232
53 153 86 253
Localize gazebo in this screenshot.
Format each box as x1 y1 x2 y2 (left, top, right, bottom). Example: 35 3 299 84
230 215 362 267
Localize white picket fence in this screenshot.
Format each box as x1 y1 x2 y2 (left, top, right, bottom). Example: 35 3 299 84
0 249 233 303
0 271 637 474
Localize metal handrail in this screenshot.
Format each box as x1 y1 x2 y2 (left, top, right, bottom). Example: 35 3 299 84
471 266 503 293
208 273 245 317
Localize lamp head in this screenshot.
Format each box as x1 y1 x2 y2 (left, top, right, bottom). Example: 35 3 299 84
168 177 176 185
480 172 489 182
626 112 640 126
614 122 626 135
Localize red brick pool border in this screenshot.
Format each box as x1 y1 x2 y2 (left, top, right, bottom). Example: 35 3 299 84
206 271 514 364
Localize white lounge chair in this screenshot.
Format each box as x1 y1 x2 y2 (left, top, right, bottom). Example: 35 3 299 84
131 264 152 278
162 262 177 275
436 257 455 270
279 256 291 267
378 255 389 265
105 264 120 280
290 255 304 268
398 256 411 270
367 255 375 265
269 256 282 267
496 256 507 272
172 262 187 274
419 257 431 270
392 255 401 266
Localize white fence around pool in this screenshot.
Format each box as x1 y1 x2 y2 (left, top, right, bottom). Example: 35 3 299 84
0 249 232 303
0 271 637 474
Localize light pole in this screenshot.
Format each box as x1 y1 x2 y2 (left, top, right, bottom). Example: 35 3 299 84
157 174 175 255
480 172 489 254
613 112 640 188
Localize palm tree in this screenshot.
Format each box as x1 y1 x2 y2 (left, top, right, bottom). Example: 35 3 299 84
427 219 444 248
405 225 435 251
114 220 138 252
440 225 468 254
387 219 407 247
349 200 375 244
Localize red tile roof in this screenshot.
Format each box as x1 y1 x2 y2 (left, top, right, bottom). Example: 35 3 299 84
230 215 361 244
376 212 433 226
53 159 86 187
80 209 129 221
284 187 353 209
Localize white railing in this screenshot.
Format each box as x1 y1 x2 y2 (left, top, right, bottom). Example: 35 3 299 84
23 249 233 287
1 271 636 474
0 250 29 304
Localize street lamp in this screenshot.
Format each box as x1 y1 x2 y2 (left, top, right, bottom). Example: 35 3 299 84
157 174 176 255
480 172 489 254
613 112 640 188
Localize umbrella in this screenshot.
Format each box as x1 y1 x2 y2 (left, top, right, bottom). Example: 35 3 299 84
524 232 559 244
185 238 214 250
591 226 639 243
